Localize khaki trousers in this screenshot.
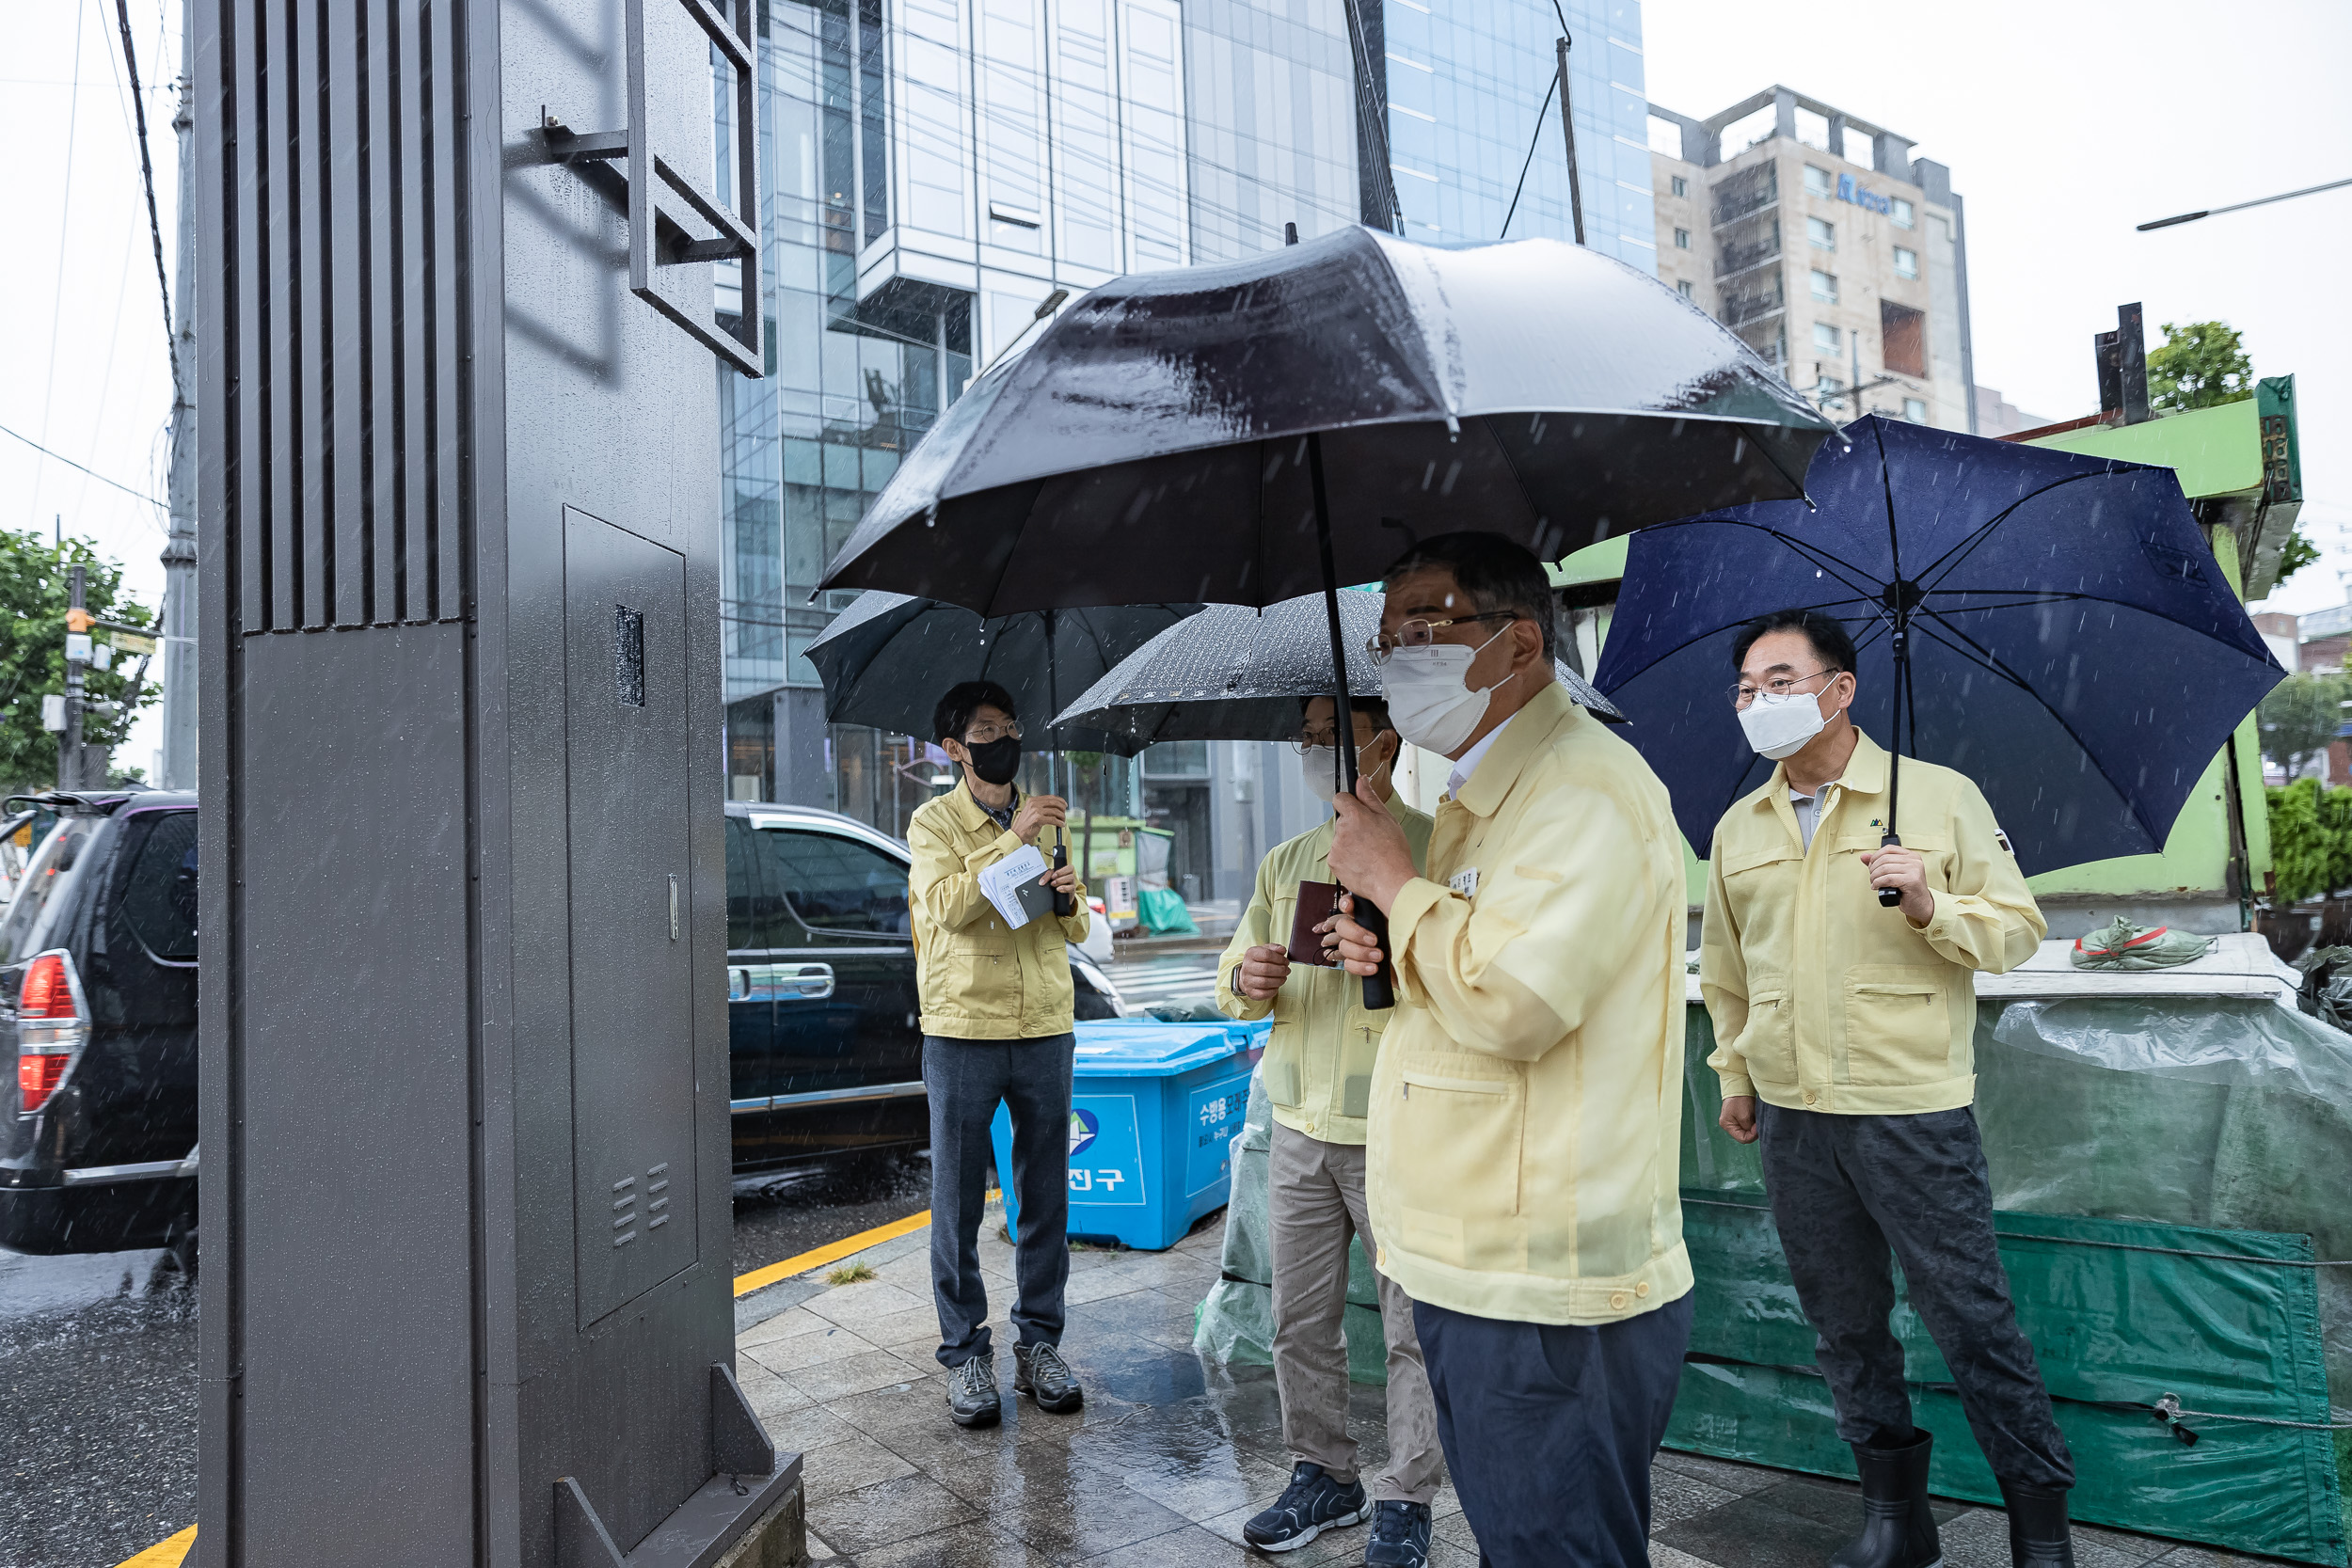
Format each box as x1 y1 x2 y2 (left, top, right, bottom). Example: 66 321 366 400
1268 1121 1444 1504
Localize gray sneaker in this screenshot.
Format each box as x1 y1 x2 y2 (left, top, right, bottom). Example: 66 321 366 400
1012 1342 1084 1413
946 1352 1001 1428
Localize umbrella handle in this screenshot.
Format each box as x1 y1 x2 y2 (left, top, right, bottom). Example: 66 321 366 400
1348 892 1395 1009
1877 832 1903 908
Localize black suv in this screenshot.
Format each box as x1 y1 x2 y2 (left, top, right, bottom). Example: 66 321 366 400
0 793 1124 1252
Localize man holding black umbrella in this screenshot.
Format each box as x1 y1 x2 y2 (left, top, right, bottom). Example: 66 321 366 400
1700 610 2074 1568
909 680 1090 1430
1328 533 1693 1568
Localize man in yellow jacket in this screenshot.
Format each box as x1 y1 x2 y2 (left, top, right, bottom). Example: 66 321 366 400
1701 610 2074 1568
1330 533 1692 1568
907 680 1089 1430
1217 695 1443 1567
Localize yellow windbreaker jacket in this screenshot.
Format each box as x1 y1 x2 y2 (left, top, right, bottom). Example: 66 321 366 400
1700 731 2044 1116
1365 682 1692 1326
907 781 1090 1039
1215 794 1435 1148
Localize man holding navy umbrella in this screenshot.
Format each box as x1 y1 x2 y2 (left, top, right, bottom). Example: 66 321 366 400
1700 609 2074 1568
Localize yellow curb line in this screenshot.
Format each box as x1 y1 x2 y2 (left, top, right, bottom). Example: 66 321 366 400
116 1524 197 1568
732 1207 933 1298
114 1207 961 1563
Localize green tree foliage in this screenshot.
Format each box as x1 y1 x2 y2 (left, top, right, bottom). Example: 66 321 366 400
2146 320 2254 414
2258 673 2347 779
2276 527 2321 587
2266 778 2352 905
0 530 159 792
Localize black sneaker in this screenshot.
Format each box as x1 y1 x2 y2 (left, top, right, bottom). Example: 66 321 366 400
1243 1463 1369 1552
1013 1342 1084 1413
946 1352 1001 1428
1363 1500 1431 1567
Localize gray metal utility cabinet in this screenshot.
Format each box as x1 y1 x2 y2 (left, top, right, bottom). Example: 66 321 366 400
192 1 793 1562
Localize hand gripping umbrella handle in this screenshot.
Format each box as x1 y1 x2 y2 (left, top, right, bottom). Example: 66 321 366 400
1877 832 1903 909
1351 893 1395 1010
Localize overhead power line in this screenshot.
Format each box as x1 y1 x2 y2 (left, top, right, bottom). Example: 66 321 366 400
0 421 167 510
110 0 176 393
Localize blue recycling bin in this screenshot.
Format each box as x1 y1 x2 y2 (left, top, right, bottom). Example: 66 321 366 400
993 1018 1267 1250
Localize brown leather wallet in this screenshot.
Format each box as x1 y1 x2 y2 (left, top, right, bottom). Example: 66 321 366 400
1287 879 1343 967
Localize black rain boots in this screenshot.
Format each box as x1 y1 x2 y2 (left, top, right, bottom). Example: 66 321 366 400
1997 1479 2075 1567
1830 1430 1941 1568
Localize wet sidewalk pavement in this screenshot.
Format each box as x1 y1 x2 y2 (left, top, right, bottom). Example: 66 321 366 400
729 1209 2268 1568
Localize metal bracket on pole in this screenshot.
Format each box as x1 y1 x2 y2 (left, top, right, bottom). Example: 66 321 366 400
542 0 765 377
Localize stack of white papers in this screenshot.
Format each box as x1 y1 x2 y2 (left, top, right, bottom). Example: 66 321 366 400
977 844 1053 928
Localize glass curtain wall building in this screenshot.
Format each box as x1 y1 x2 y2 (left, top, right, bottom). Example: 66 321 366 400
719 0 1653 896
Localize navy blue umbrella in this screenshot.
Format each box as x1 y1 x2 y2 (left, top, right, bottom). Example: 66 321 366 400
1592 416 2284 877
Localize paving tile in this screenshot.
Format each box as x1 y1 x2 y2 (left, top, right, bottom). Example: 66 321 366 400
755 1402 866 1456
1424 1538 1483 1568
861 1304 950 1353
801 1431 921 1502
803 1276 931 1329
982 1457 1198 1560
739 1303 837 1349
743 1323 880 1375
850 1524 1058 1568
1647 1545 1724 1568
1073 1522 1263 1567
1649 1466 1743 1528
1074 1288 1204 1353
2151 1547 2276 1567
805 1472 984 1558
1652 1449 1788 1497
789 1348 936 1404
828 1377 969 1440
1193 1501 1363 1566
1652 1477 1855 1568
736 1361 814 1420
1105 1442 1295 1524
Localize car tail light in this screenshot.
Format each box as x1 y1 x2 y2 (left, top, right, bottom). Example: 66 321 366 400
16 950 88 1116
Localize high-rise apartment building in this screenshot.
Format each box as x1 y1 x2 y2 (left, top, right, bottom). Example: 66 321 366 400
717 0 1651 897
1647 87 1975 431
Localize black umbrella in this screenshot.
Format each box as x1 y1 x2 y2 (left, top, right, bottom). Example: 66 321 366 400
819 226 1837 998
1591 416 2285 880
1053 589 1624 754
802 590 1202 767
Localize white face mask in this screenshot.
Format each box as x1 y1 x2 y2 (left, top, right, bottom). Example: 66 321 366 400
1299 745 1341 807
1739 689 1831 760
1381 625 1510 757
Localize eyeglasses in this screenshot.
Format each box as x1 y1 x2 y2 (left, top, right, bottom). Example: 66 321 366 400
1365 611 1520 661
962 721 1023 744
1290 730 1340 752
1728 669 1838 709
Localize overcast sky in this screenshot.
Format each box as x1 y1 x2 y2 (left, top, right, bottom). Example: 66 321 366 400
5 1 2349 778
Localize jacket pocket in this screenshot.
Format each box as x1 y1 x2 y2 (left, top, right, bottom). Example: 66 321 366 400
1393 1053 1525 1229
1842 966 1952 1084
1263 1028 1301 1109
1732 988 1797 1085
1338 1022 1382 1120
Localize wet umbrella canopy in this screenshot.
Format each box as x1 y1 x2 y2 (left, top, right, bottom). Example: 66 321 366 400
817 226 1837 617
1053 590 1625 754
802 591 1202 753
1591 416 2286 876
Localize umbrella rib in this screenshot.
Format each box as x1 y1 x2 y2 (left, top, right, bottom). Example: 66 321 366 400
1907 609 2169 843
1927 585 2283 663
1597 596 1878 689
1914 470 2137 590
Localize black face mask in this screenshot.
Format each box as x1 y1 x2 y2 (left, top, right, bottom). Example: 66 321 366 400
962 735 1023 786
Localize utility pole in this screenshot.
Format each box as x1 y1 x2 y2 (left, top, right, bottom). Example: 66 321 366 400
158 0 197 788
1554 36 1586 245
61 565 87 791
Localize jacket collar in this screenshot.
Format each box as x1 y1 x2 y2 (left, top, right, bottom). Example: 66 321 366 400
946 777 1021 832
1750 726 1891 814
1454 681 1580 818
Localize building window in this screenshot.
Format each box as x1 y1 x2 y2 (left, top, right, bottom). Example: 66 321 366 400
1807 216 1835 250
1881 300 1927 377
1677 278 1695 299
1816 374 1846 411
1671 175 1689 198
1892 197 1915 229
1674 228 1692 249
1803 164 1833 198
1903 397 1929 422
1648 114 1684 156
1893 246 1918 279
1810 269 1837 303
1813 322 1840 352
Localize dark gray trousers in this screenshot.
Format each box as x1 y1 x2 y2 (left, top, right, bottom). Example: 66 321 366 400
1415 1292 1694 1568
924 1032 1073 1369
1756 1101 2074 1489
